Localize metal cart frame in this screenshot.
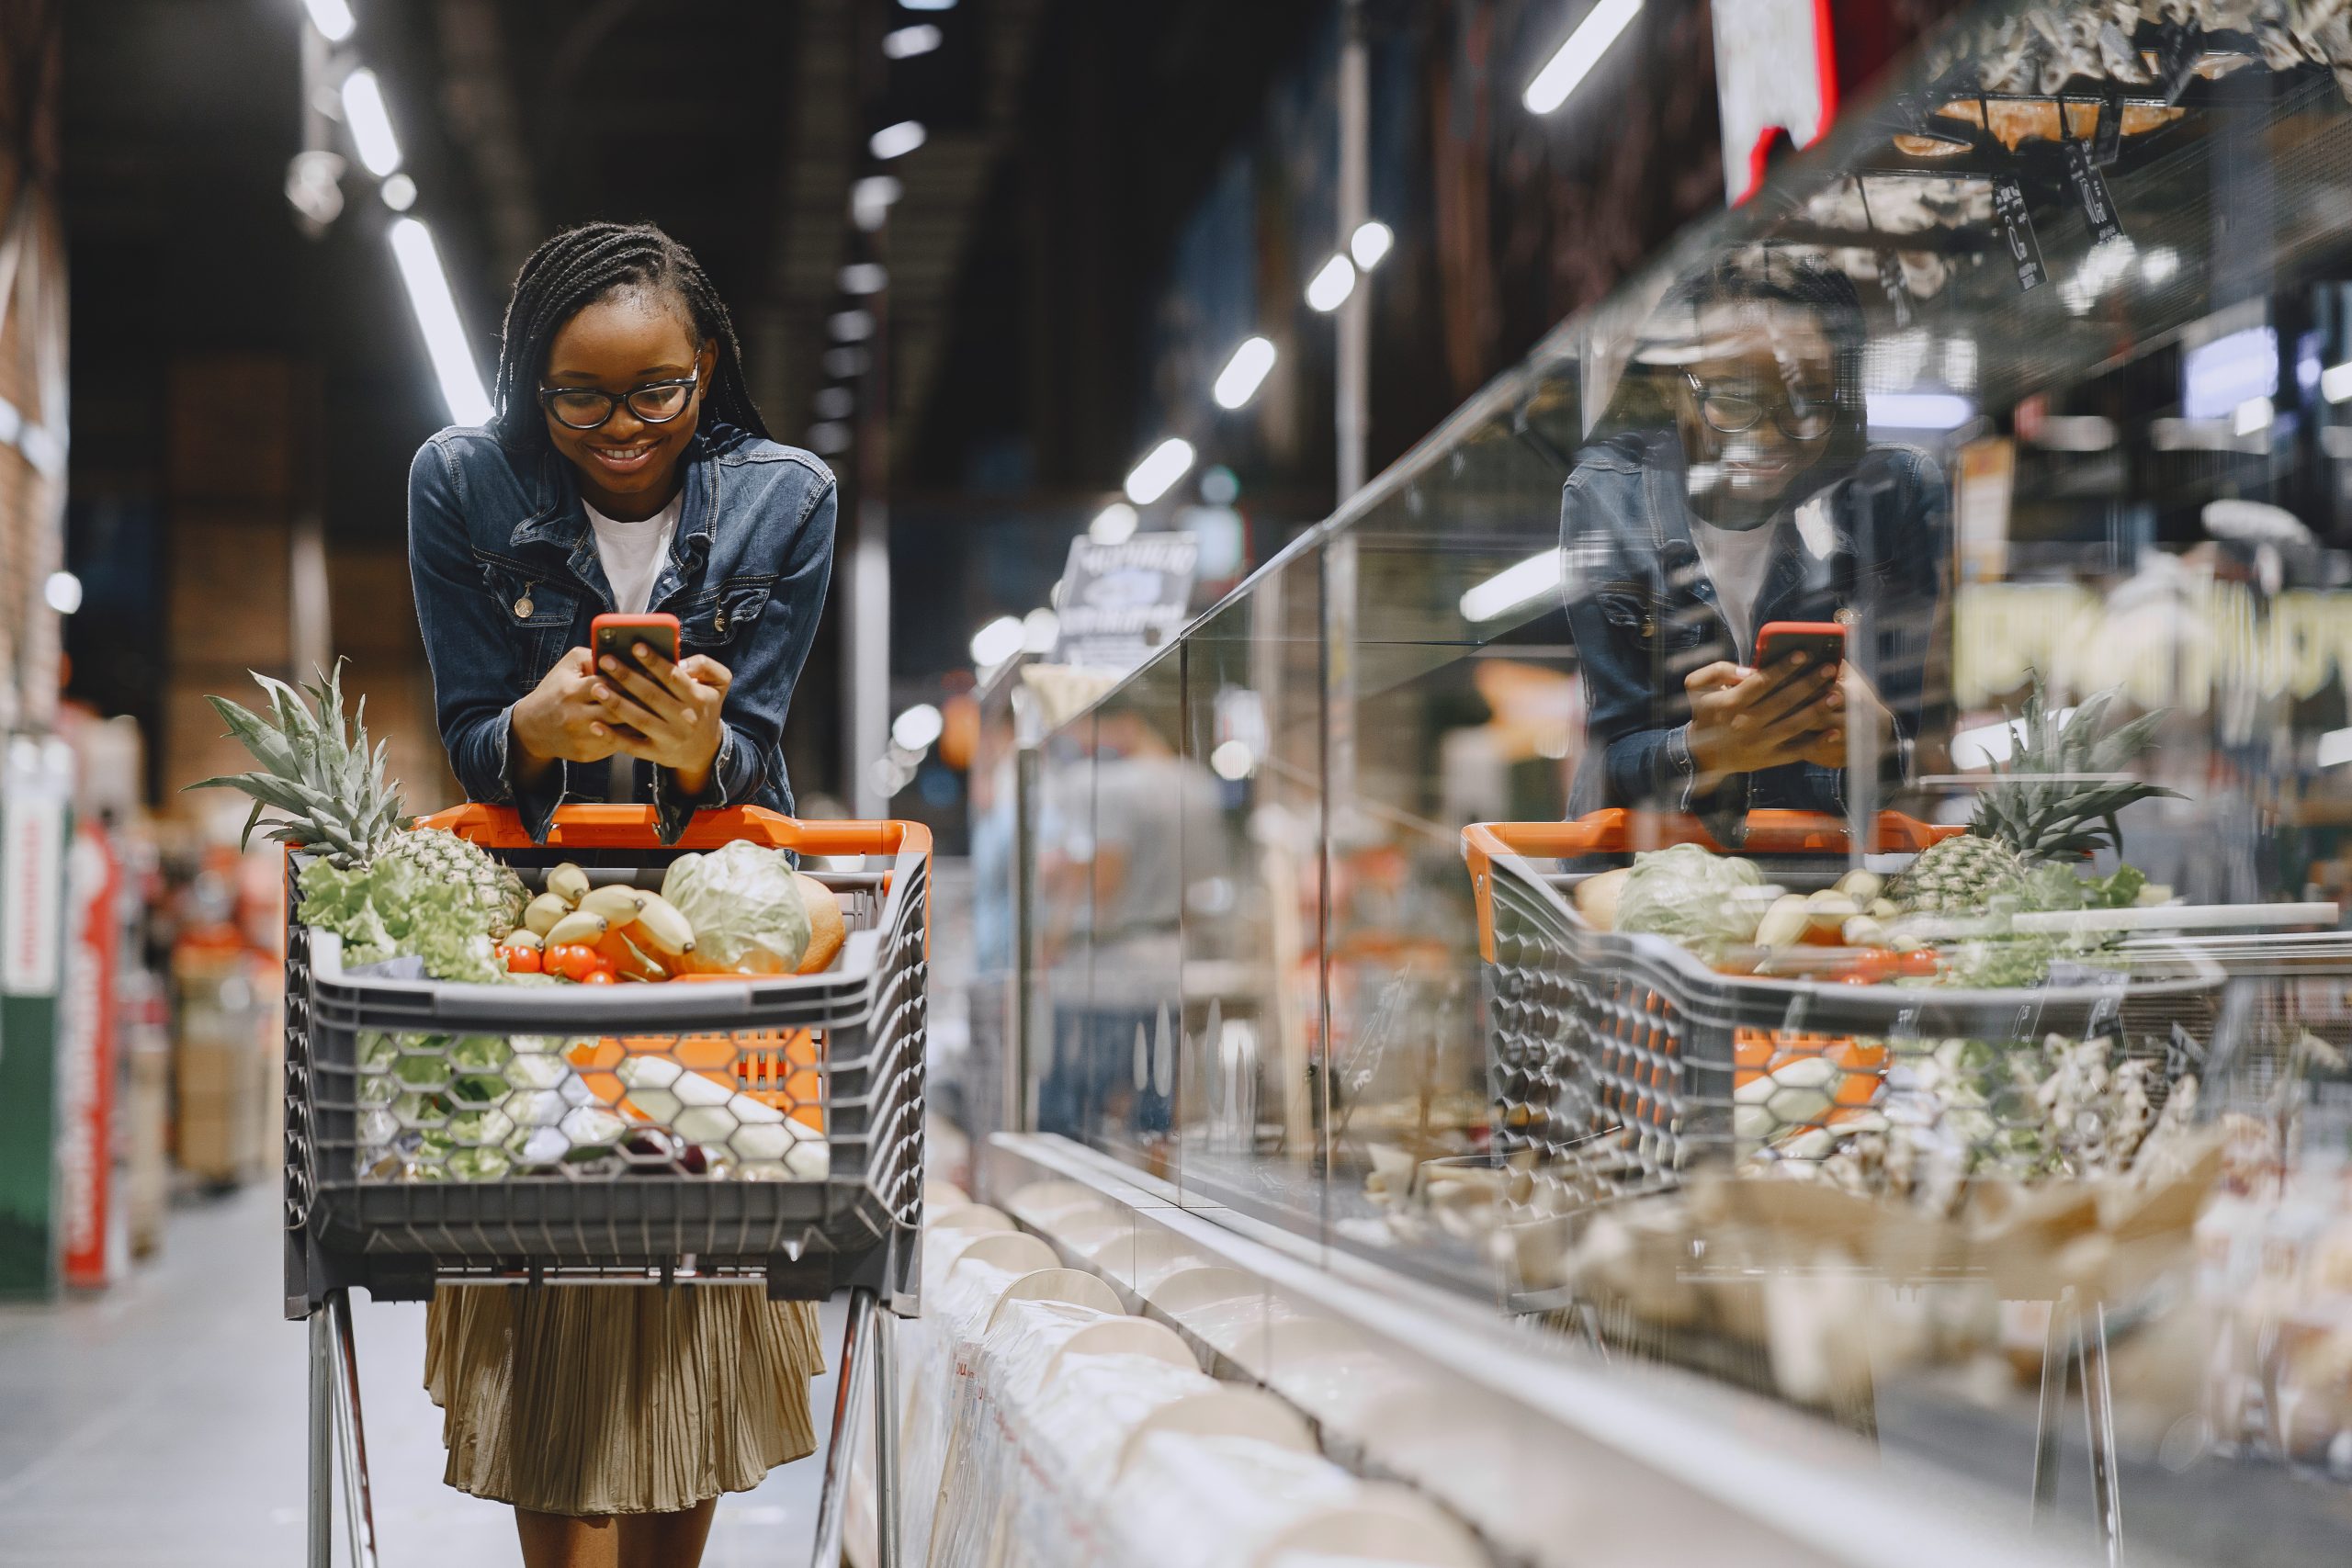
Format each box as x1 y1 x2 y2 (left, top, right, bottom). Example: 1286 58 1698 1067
1464 810 2228 1566
285 805 931 1568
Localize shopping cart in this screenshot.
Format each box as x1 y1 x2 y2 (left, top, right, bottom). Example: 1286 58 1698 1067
1462 809 2231 1559
284 804 930 1568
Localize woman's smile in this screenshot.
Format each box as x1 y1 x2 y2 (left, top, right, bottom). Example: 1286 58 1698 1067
584 440 662 475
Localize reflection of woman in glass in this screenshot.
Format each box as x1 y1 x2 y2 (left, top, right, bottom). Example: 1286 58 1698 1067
1559 252 1948 836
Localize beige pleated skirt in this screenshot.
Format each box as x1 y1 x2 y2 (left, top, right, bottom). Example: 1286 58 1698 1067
424 1283 826 1517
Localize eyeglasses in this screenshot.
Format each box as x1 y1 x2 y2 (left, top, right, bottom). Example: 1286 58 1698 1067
1684 371 1835 441
537 373 699 431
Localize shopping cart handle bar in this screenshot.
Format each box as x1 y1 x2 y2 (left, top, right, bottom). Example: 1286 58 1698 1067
414 803 929 860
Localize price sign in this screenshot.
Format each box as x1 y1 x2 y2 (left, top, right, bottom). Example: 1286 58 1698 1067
1993 175 2047 293
1050 533 1200 671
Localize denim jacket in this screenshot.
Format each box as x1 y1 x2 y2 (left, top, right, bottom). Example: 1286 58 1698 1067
408 420 836 844
1558 428 1947 840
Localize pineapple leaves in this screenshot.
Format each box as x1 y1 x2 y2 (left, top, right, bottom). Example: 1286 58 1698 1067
1970 668 2182 862
183 660 400 869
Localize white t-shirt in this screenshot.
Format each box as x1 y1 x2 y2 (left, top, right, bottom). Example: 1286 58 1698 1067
1690 518 1780 661
583 491 682 615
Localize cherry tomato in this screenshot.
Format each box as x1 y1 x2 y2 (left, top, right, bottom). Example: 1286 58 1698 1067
1895 948 1941 978
499 944 542 975
548 943 601 983
582 968 617 986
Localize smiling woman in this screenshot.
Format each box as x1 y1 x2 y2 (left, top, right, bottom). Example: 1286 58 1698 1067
401 221 836 1568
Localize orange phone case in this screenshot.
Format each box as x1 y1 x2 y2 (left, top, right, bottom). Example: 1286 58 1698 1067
1753 619 1845 667
590 611 682 664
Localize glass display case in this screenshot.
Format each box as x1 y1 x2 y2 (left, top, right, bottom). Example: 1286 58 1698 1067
1006 4 2352 1558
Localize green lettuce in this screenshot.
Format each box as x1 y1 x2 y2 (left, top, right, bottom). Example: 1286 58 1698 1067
297 855 503 983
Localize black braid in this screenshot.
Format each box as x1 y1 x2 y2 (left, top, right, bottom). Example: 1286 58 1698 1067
490 220 770 448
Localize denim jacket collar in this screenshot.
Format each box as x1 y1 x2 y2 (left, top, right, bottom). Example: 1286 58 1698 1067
504 427 721 610
1620 427 1840 631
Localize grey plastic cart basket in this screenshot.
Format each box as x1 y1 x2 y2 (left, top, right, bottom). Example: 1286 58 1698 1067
1463 814 2225 1201
284 804 929 1568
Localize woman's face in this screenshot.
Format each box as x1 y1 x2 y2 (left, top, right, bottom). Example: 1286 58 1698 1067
1673 302 1838 516
540 288 716 513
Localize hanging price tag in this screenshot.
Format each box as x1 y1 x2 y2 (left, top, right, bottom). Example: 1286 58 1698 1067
2156 21 2202 105
2092 97 2122 166
1992 175 2046 292
2062 133 2124 244
1875 253 1914 328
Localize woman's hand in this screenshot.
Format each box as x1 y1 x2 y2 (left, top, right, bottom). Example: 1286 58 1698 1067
594 645 731 797
1795 664 1892 770
1683 655 1839 786
510 649 625 781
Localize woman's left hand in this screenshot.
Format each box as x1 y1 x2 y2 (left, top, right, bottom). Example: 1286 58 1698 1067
594 645 732 796
1797 663 1893 770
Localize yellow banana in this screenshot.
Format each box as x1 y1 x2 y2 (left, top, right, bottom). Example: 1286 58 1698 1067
544 908 610 947
503 929 543 951
523 893 572 936
579 884 649 923
548 863 591 905
627 893 696 956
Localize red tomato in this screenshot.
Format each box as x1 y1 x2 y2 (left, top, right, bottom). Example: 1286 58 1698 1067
500 944 542 975
582 968 617 986
1896 949 1940 977
548 943 602 983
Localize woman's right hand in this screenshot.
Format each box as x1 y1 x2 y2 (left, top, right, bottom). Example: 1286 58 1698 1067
510 648 624 778
1684 656 1840 785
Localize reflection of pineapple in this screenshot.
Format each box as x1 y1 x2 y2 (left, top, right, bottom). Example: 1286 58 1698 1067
191 663 526 934
1896 672 2177 913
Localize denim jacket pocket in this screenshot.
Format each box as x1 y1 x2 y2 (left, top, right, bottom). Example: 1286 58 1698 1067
681 580 774 653
478 560 578 682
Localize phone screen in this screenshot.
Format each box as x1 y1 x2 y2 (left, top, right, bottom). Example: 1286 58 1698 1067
593 617 680 676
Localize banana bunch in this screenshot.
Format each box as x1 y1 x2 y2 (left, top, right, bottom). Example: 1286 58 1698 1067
509 863 697 981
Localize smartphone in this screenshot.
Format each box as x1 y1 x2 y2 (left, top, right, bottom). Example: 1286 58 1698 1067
1753 620 1845 685
591 612 682 681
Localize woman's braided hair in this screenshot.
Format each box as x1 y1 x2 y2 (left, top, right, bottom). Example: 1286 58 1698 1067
490 220 770 449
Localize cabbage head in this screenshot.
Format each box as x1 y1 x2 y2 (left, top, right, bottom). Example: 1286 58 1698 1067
661 842 812 975
1613 844 1764 952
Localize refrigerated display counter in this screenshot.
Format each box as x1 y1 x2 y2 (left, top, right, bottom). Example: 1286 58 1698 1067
973 5 2352 1562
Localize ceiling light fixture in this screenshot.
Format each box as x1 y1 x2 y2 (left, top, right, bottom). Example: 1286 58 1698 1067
1124 440 1195 506
387 218 492 426
340 68 402 177
1523 0 1644 114
1213 336 1278 410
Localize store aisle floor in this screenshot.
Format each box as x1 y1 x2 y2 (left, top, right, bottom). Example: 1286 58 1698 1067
0 1183 844 1567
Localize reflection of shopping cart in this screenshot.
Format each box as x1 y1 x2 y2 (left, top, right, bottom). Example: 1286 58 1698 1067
285 805 929 1568
1463 809 2229 1559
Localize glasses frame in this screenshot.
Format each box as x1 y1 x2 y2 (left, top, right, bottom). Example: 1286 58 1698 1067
537 372 701 432
1682 370 1835 442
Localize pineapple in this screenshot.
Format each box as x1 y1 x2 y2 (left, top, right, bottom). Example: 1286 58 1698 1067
190 663 525 936
1895 671 2177 914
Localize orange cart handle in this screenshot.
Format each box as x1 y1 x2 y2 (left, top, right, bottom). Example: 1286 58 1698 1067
414 802 931 859
1462 810 1957 961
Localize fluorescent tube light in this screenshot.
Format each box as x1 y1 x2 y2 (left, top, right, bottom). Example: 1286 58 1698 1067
340 68 402 177
869 120 927 161
1524 0 1643 114
1865 391 1974 430
883 24 943 58
1349 220 1394 270
1124 440 1195 506
1461 550 1565 624
1089 502 1138 544
969 616 1024 668
1306 254 1356 313
388 219 493 426
1213 336 1277 410
302 0 356 42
